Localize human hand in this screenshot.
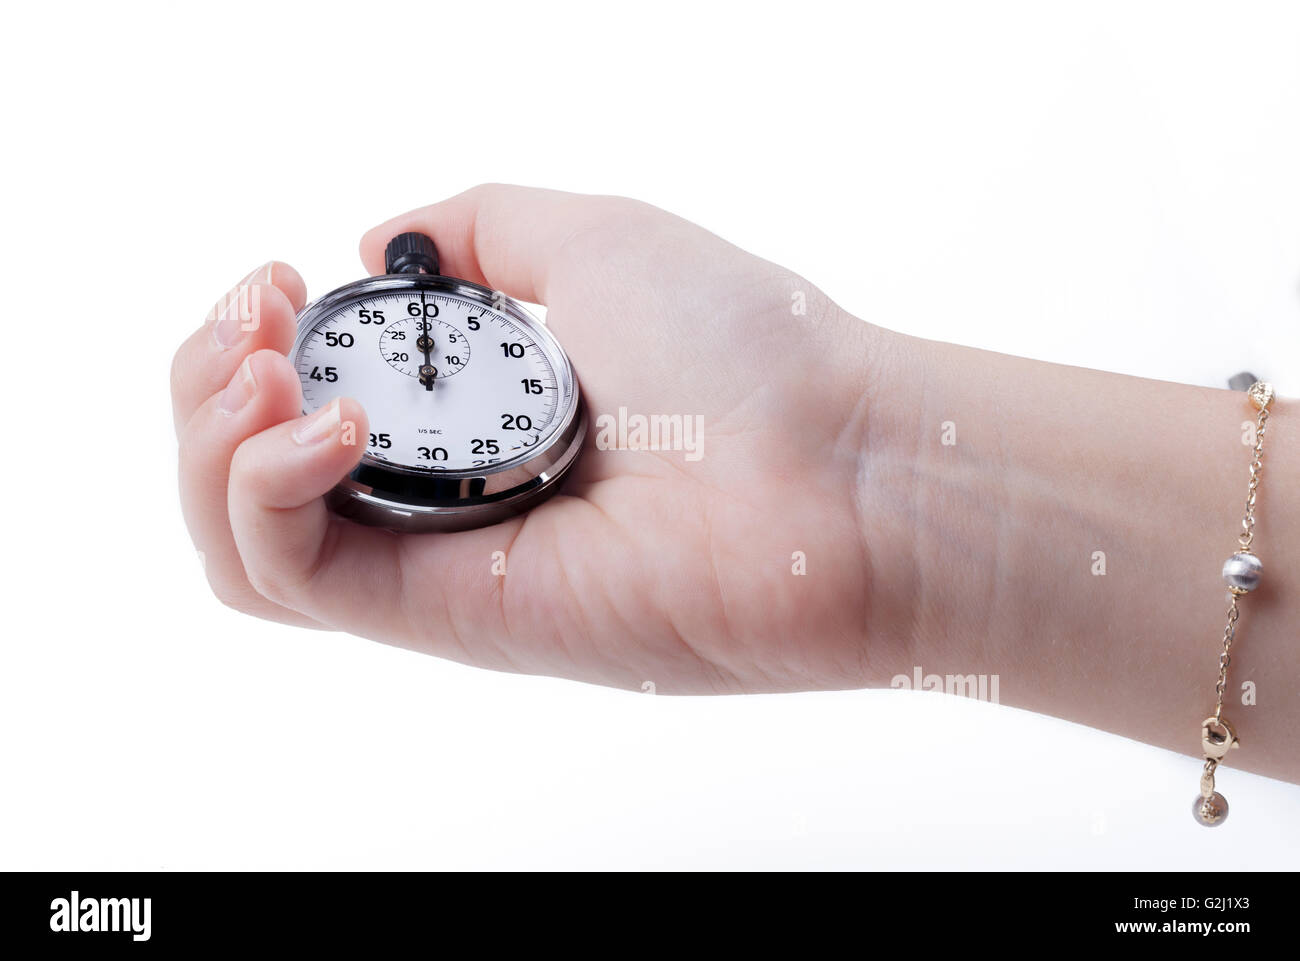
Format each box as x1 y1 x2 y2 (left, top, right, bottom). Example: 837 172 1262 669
172 185 887 693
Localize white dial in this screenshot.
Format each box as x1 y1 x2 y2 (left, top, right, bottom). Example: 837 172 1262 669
292 284 570 473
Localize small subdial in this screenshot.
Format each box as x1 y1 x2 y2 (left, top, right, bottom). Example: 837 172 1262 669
378 317 471 379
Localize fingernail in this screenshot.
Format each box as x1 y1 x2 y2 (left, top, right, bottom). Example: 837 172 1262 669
217 356 257 415
292 398 341 445
212 285 259 348
240 261 275 286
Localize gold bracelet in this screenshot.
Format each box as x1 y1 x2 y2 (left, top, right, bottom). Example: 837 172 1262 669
1193 380 1275 826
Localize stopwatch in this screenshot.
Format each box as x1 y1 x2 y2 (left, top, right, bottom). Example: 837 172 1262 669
290 232 585 532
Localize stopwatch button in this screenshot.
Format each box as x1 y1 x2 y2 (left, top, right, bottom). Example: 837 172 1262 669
384 232 440 276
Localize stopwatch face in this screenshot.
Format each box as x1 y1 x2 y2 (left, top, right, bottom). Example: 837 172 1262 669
289 271 584 532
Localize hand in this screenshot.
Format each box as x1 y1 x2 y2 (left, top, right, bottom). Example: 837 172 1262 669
171 185 887 693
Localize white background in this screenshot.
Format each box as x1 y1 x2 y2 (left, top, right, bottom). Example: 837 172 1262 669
1 1 1297 869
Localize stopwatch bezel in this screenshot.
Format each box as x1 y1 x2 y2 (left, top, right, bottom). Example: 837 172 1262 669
290 273 581 482
325 403 587 533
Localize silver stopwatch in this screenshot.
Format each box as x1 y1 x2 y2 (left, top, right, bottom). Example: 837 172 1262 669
290 233 585 532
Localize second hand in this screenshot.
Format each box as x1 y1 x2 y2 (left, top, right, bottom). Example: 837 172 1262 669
417 296 436 392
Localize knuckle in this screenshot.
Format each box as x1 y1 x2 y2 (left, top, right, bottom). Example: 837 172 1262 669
582 196 664 243
588 193 645 219
207 573 255 614
243 554 316 609
463 182 509 204
244 565 293 606
169 344 192 402
227 438 257 483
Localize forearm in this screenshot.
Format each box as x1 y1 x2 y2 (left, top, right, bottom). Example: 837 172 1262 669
852 324 1300 782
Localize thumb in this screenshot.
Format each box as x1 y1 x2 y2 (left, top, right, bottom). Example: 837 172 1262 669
359 183 648 307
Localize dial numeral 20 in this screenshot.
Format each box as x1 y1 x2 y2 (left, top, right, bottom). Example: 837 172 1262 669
500 414 533 431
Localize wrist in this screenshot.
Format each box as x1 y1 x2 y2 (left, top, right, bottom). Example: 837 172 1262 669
840 324 1300 782
817 313 929 688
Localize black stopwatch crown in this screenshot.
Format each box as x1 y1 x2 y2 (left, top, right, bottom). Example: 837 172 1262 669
384 232 440 276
